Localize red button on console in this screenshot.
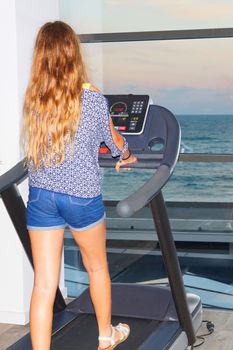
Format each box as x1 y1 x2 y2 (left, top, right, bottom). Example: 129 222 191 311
118 126 126 131
99 147 110 154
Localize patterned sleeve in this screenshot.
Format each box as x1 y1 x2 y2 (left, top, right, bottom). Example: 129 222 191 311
99 95 128 160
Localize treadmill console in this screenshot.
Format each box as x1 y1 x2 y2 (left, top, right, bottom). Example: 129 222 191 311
104 94 151 135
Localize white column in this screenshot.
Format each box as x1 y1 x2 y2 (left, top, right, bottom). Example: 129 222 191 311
0 0 66 325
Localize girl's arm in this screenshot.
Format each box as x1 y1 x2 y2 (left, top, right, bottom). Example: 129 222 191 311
108 114 137 172
95 88 137 171
109 117 130 159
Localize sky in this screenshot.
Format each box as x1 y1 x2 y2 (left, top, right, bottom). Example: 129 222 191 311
60 0 233 114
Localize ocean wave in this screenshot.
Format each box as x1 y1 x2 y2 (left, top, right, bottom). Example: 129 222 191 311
103 115 233 201
180 142 193 153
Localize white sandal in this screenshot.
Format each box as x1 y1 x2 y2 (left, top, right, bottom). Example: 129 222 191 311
98 323 130 350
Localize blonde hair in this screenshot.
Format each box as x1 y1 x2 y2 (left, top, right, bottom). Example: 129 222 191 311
22 21 88 170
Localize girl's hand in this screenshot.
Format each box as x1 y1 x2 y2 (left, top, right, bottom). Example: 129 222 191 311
115 154 138 172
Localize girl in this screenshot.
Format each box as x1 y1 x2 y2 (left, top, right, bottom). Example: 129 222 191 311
23 21 136 350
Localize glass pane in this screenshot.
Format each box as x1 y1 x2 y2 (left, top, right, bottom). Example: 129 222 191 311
103 0 233 32
99 39 233 115
165 162 233 202
101 162 233 202
64 166 233 308
82 38 233 154
59 1 233 310
59 0 104 34
59 0 233 33
177 115 233 154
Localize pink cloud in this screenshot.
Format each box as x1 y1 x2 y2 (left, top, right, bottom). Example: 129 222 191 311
104 0 233 31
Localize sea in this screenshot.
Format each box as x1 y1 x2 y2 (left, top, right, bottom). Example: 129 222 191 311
102 114 233 202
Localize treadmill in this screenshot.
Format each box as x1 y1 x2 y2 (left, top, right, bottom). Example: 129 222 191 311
0 94 202 350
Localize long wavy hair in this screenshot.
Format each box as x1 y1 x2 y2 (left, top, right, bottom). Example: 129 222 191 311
22 21 88 170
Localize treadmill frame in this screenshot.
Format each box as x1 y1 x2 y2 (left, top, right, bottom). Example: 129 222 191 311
0 105 197 349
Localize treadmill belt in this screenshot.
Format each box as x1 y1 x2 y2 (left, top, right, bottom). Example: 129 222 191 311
51 314 160 349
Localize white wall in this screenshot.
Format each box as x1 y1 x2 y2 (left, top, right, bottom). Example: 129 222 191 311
0 0 19 176
0 0 66 325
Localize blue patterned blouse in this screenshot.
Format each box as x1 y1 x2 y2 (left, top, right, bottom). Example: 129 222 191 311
28 88 128 198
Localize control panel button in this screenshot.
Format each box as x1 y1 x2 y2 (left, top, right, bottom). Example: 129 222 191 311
104 94 150 135
99 147 110 153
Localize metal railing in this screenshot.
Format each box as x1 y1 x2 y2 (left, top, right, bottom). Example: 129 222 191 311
79 27 233 43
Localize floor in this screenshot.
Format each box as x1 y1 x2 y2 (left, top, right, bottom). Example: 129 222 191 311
0 305 232 350
0 321 29 350
193 309 233 350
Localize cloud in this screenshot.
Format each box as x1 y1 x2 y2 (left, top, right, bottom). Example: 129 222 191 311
154 87 233 114
103 0 233 31
99 38 233 113
101 39 233 90
153 0 233 21
120 0 233 18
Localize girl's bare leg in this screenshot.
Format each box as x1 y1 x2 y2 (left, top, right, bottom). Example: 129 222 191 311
70 220 121 349
28 228 65 350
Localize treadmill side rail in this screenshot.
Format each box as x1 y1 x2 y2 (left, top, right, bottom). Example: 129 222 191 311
150 191 196 345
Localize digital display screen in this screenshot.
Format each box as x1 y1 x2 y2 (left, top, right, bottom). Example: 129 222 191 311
105 94 150 135
110 102 129 118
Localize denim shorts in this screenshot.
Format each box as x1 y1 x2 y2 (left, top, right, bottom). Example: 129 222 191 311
26 187 105 231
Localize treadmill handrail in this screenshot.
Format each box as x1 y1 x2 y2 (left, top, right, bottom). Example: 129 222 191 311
115 106 181 217
151 105 181 172
116 164 170 217
0 159 27 194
